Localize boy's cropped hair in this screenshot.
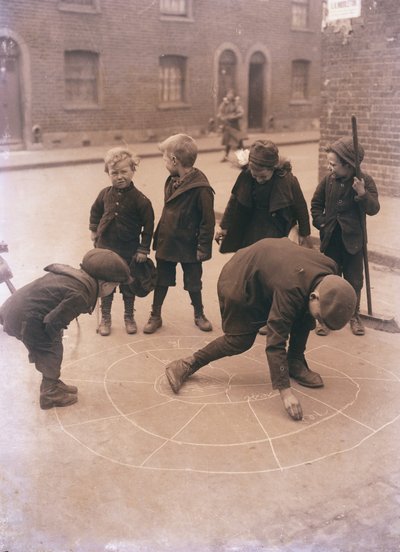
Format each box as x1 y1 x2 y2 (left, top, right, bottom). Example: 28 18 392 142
159 133 198 168
104 147 140 174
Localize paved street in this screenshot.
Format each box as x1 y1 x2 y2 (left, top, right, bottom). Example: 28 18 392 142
0 145 400 551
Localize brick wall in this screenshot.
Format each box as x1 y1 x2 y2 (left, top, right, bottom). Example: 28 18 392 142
0 0 322 149
319 0 400 196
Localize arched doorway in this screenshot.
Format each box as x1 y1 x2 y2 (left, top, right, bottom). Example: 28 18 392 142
0 37 23 145
248 51 266 130
218 49 238 105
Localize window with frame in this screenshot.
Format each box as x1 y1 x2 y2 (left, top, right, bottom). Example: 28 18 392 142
160 0 189 17
64 50 99 107
159 55 186 104
291 60 310 101
291 0 309 29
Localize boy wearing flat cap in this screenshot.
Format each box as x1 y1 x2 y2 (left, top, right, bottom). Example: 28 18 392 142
0 249 132 410
164 238 357 421
311 137 380 336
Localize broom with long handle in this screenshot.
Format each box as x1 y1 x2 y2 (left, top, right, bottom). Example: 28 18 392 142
351 115 373 316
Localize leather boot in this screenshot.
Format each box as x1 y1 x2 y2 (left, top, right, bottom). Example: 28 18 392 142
165 356 197 393
99 293 113 336
143 306 162 334
194 307 213 332
123 296 137 334
288 357 324 388
350 314 365 336
41 378 78 394
40 382 78 410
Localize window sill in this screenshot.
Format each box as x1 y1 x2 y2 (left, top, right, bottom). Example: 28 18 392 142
64 104 102 111
158 102 192 110
290 27 314 33
58 4 101 14
289 99 312 106
159 16 194 23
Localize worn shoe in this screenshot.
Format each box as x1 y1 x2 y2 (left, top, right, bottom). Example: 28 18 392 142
143 315 162 334
288 358 324 388
165 357 194 393
124 316 138 335
40 387 78 410
258 324 268 335
98 317 111 336
41 379 78 394
350 315 365 336
315 320 330 336
194 313 213 332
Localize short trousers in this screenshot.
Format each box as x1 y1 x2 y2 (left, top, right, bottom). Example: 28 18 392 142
155 259 203 291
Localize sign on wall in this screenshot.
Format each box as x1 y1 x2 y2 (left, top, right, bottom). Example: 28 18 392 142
327 0 361 21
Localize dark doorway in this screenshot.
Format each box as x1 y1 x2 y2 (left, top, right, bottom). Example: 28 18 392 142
0 38 23 145
248 52 265 130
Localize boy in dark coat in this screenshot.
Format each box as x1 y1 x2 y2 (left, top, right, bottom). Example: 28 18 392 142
311 137 380 336
0 249 133 410
215 140 312 252
164 238 357 421
143 134 215 334
90 147 154 336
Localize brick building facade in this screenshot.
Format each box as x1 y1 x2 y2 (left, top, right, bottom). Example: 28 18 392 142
0 0 321 150
319 0 400 196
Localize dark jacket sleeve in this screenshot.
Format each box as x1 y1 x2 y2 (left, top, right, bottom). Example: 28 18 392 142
89 189 106 232
265 289 307 390
136 196 155 255
354 174 380 216
291 176 311 236
196 187 215 259
43 292 92 339
310 177 327 230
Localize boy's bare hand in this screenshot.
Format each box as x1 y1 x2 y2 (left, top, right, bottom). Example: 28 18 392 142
196 250 208 262
215 228 227 245
279 388 303 420
299 235 314 249
134 252 147 263
352 177 366 197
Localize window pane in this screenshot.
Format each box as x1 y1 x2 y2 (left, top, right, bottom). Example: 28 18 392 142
292 61 309 100
292 2 308 28
65 51 98 105
159 56 186 103
160 0 187 15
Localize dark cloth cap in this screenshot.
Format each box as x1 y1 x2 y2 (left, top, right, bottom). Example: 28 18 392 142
328 137 364 168
248 140 279 168
318 275 357 330
81 248 133 283
128 258 157 297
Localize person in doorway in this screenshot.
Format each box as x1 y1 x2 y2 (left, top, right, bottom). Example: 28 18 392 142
143 134 215 334
0 249 133 410
89 147 154 336
217 89 246 162
215 139 313 334
311 137 380 336
164 238 357 421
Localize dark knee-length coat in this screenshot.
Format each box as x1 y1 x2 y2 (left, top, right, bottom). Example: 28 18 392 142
153 168 215 263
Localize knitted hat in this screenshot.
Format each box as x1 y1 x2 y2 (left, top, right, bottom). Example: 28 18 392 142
81 248 133 283
248 140 279 168
318 275 357 330
328 137 364 168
